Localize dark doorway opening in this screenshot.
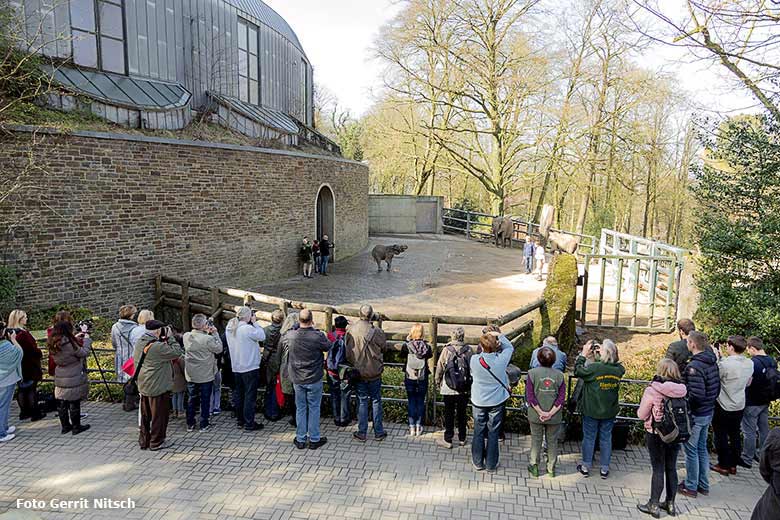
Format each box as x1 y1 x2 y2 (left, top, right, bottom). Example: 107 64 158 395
316 185 335 252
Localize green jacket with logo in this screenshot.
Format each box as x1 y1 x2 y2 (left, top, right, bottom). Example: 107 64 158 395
574 355 625 420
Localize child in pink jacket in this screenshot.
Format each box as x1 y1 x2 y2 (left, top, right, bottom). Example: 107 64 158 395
636 358 687 518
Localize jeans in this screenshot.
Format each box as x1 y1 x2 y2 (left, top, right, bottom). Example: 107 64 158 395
524 255 534 273
646 432 680 504
211 371 222 412
186 381 213 429
581 416 615 472
171 391 185 412
741 404 769 464
713 402 743 469
314 255 321 273
530 421 560 472
443 394 468 443
0 383 15 437
356 378 384 436
683 413 713 492
328 374 351 423
404 377 427 427
264 376 280 419
294 382 323 443
234 369 260 427
472 403 504 470
320 255 330 274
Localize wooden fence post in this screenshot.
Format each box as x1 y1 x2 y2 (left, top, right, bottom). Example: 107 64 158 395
279 301 289 316
325 307 333 333
181 280 190 331
427 316 439 425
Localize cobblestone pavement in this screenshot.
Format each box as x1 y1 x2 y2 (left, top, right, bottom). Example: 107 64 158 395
252 234 546 319
0 401 762 520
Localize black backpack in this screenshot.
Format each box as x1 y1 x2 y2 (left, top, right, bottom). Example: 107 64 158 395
756 357 780 403
444 345 472 393
653 397 691 444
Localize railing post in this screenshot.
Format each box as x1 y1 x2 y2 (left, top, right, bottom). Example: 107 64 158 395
325 307 333 333
427 316 439 425
181 280 190 332
465 211 471 239
279 300 289 316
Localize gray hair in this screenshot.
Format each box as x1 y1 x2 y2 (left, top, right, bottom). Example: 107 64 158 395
542 336 558 348
359 304 374 320
451 327 465 343
226 306 253 337
191 313 208 330
600 339 619 364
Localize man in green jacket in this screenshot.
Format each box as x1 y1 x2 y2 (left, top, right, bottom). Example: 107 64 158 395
133 320 184 451
183 314 223 432
574 339 625 479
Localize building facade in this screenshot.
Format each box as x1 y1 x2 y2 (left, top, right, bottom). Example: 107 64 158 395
11 0 336 150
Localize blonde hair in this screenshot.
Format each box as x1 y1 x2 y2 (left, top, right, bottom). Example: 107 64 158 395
137 309 154 325
407 323 425 341
657 358 681 381
226 306 253 336
7 310 27 329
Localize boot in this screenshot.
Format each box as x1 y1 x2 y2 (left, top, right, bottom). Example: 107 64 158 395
637 502 661 518
58 401 72 434
69 401 91 435
659 501 677 517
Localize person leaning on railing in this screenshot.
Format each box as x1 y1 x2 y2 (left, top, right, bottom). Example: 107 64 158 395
574 339 625 479
48 313 92 436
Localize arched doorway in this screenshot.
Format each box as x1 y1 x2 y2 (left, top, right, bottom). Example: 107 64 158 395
316 184 335 247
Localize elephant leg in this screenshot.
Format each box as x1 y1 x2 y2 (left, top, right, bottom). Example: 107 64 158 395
386 256 393 271
374 256 382 272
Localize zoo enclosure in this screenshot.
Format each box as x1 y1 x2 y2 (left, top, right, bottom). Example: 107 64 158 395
441 207 597 256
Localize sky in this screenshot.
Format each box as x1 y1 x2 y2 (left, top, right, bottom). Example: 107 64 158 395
265 0 758 118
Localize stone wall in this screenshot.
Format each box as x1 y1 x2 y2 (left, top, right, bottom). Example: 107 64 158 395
368 194 443 234
0 128 369 315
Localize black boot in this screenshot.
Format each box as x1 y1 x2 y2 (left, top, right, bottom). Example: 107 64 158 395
69 401 90 435
58 401 72 434
660 501 677 517
637 502 661 518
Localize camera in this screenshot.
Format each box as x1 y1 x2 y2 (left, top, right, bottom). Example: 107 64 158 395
76 319 94 334
207 318 215 329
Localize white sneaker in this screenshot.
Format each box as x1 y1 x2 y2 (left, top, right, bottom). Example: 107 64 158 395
417 425 424 436
409 426 415 436
7 426 16 434
0 433 15 442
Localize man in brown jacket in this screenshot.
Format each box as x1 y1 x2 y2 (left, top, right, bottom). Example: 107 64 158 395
346 304 388 442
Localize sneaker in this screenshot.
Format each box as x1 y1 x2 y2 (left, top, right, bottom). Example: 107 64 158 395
459 440 467 447
527 464 539 477
353 432 367 442
187 425 196 433
436 439 453 449
416 425 424 436
309 438 328 450
677 483 697 498
211 410 221 416
80 413 89 419
0 433 15 443
150 439 175 451
293 439 307 450
7 426 16 435
472 461 485 471
577 464 589 477
199 425 211 433
600 469 609 479
375 432 388 441
409 426 416 436
736 460 752 470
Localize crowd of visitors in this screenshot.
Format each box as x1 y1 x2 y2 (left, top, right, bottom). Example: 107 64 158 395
300 235 332 278
0 306 778 518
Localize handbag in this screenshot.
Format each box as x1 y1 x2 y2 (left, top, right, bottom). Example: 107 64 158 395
122 342 152 412
275 374 285 408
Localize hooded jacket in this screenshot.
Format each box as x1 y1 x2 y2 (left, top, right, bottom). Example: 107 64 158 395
637 378 687 433
403 339 433 380
684 349 720 417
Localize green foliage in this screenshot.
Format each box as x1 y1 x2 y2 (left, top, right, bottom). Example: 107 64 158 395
27 304 112 341
691 115 780 345
0 265 17 316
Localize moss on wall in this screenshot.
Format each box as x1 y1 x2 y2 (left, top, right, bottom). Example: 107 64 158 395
513 253 578 367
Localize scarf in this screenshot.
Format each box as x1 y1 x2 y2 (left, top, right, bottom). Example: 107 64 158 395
0 339 23 383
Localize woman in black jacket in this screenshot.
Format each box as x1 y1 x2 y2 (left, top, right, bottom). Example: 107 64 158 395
751 428 780 520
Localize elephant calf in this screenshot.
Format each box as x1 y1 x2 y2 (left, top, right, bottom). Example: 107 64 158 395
371 244 408 272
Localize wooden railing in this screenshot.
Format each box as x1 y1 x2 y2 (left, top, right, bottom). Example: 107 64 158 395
442 207 597 255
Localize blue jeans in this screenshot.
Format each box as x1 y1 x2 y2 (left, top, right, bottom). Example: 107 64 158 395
404 377 427 427
524 255 534 273
683 414 713 492
741 405 769 464
320 255 330 274
0 383 15 437
471 403 504 470
581 416 616 472
187 381 213 429
211 371 222 412
328 374 351 423
356 378 384 436
294 382 323 443
171 391 185 412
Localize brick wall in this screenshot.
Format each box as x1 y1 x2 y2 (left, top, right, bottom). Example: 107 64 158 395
0 129 368 315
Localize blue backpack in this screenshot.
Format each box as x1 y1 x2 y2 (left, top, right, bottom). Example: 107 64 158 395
327 335 347 372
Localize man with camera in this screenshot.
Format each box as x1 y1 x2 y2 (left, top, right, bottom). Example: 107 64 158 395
183 314 223 433
346 305 389 442
133 320 185 451
225 306 266 431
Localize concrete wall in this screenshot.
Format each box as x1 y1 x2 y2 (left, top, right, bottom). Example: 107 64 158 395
368 195 443 235
0 128 368 315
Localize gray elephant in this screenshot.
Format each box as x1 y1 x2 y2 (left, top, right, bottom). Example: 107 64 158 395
539 204 580 254
371 244 408 272
491 216 514 248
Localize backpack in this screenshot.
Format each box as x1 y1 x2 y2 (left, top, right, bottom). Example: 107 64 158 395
755 357 780 403
444 345 472 393
653 396 691 444
406 353 427 380
327 335 347 372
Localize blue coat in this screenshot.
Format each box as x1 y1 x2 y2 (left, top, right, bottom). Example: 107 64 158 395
684 350 720 417
470 336 514 407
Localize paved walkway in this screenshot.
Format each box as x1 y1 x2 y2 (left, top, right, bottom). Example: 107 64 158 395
0 402 762 520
